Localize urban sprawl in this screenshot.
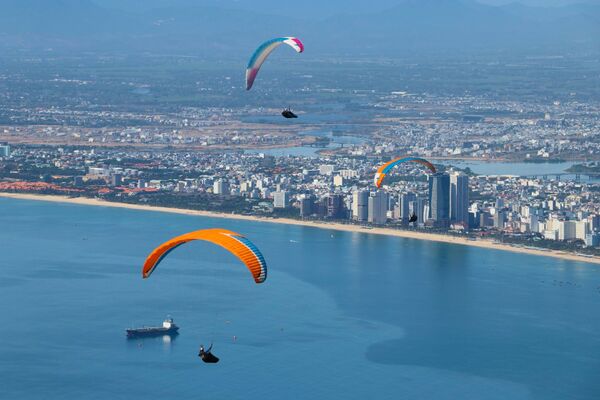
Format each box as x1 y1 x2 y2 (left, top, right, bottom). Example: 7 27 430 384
2 141 600 254
2 57 600 255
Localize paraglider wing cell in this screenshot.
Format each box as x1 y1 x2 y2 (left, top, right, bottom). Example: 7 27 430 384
374 156 436 188
246 37 304 90
142 228 267 283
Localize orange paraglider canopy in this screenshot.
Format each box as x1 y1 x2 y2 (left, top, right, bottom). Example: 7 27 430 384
374 156 436 188
142 228 267 284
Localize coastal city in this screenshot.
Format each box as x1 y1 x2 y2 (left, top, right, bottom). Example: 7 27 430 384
1 52 600 260
3 1 600 399
2 133 600 255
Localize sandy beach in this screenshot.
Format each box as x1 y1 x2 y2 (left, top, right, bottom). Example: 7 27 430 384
3 191 600 265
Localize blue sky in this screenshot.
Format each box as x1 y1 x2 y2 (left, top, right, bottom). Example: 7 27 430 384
481 0 599 4
93 0 600 11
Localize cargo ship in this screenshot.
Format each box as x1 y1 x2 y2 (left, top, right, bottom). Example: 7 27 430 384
126 317 179 338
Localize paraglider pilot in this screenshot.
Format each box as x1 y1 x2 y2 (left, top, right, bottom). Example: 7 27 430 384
199 344 220 363
282 107 298 119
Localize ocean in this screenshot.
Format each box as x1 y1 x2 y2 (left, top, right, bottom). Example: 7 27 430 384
1 198 599 400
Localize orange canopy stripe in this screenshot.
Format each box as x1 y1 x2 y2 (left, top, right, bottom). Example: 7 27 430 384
374 156 436 188
142 228 267 283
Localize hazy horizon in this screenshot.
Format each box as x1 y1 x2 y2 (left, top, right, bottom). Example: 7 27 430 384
0 0 598 57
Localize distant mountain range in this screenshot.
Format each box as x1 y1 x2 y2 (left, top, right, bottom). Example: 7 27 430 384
0 0 598 56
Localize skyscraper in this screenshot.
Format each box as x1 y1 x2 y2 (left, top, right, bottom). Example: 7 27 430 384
400 193 416 221
428 173 450 226
494 210 506 230
416 197 428 224
368 190 388 225
450 172 469 226
299 195 315 217
530 214 540 233
273 191 289 208
326 194 345 219
352 190 369 222
559 220 577 241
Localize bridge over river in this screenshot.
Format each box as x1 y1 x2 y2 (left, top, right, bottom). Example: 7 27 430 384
520 172 600 181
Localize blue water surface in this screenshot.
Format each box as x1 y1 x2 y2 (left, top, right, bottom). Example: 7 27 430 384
1 198 599 400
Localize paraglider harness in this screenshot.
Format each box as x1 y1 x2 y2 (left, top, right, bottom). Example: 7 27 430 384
281 107 298 119
199 344 219 363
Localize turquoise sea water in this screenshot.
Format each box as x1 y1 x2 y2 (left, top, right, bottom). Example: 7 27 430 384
1 198 599 400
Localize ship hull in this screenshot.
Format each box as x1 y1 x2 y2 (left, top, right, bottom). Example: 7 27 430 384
126 326 179 338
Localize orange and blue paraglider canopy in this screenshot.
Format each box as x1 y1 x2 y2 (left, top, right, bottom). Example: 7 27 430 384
374 156 436 188
142 228 267 283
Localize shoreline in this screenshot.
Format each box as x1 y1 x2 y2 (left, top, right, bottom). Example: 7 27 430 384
2 192 600 265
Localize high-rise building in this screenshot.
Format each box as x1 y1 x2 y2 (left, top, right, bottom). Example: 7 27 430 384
0 143 10 158
333 175 344 187
559 220 577 241
344 196 353 215
428 173 450 226
352 190 369 222
392 203 402 220
326 194 345 219
213 179 228 195
110 173 122 187
450 172 469 226
416 197 428 224
590 215 600 232
240 181 252 193
300 196 315 217
400 193 416 221
494 210 506 230
368 190 388 225
469 211 480 229
273 191 289 208
315 198 328 219
544 229 559 241
575 220 589 240
585 233 600 247
480 211 494 228
530 214 540 233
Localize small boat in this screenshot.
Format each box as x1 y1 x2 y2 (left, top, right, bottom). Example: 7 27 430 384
126 317 179 338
